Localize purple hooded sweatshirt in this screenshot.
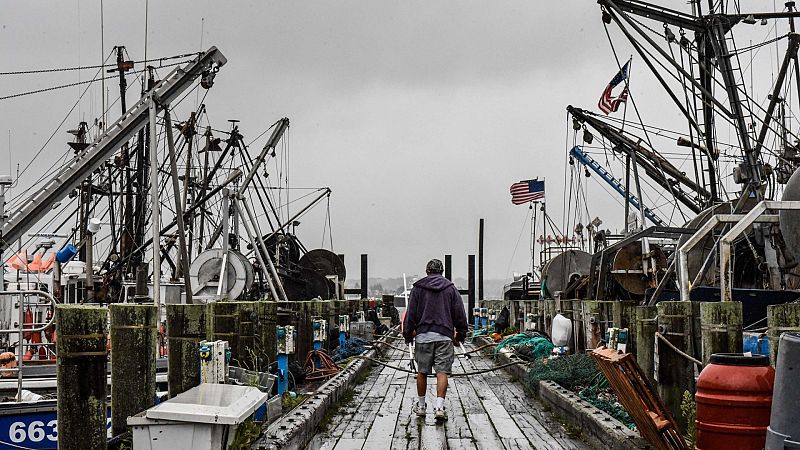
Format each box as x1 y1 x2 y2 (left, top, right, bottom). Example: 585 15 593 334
402 274 469 344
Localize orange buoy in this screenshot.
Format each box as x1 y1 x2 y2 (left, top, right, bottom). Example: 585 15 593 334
22 307 34 342
695 353 775 450
43 308 54 343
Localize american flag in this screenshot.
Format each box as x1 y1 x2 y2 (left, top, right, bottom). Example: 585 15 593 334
598 61 630 115
510 179 545 205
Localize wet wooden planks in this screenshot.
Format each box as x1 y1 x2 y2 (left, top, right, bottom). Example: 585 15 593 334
307 342 591 450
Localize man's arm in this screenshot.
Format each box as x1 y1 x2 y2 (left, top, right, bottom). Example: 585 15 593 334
402 289 418 344
450 287 469 343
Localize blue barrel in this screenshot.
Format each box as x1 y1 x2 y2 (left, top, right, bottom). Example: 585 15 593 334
743 332 770 356
55 244 78 263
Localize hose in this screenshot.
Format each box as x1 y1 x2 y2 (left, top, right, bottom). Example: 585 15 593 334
303 349 341 380
351 355 529 377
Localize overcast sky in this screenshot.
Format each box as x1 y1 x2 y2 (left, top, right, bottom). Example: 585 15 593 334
0 1 791 287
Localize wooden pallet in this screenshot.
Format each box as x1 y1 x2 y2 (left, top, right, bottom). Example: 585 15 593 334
591 347 688 450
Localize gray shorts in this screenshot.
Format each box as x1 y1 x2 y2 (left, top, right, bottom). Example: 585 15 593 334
415 341 455 375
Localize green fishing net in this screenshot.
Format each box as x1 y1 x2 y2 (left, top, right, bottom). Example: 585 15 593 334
524 353 636 429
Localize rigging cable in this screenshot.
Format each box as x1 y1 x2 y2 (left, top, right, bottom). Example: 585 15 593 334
504 205 532 283
602 18 687 224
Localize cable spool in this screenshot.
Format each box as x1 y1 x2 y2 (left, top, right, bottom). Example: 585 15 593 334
611 241 667 296
780 167 800 262
542 250 591 298
298 249 346 299
188 249 253 302
282 267 331 301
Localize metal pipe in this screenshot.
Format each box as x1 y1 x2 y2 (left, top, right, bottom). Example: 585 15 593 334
217 189 230 300
85 232 94 302
240 196 289 302
164 109 193 304
149 96 161 309
233 200 280 302
717 202 799 301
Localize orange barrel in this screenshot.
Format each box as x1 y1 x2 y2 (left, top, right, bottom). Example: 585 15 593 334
695 353 775 450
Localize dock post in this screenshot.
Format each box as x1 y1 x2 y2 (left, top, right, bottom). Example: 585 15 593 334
581 300 614 350
56 304 108 450
543 299 557 335
612 301 636 353
634 305 657 384
166 304 206 397
360 254 368 299
700 301 743 364
295 302 314 361
235 302 258 368
256 301 277 370
468 254 476 323
479 218 484 301
656 301 701 427
444 254 452 281
767 302 800 365
110 304 157 436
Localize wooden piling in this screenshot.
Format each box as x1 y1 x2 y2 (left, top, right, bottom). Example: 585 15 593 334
206 301 258 368
767 302 800 365
612 301 636 353
360 254 368 299
295 302 313 360
166 304 206 397
56 304 108 450
634 305 657 385
110 304 157 436
656 301 701 429
468 254 476 323
256 301 277 370
542 300 557 336
700 301 743 364
237 302 258 368
581 300 614 350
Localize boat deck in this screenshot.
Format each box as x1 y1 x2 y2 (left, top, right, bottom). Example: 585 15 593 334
306 342 592 450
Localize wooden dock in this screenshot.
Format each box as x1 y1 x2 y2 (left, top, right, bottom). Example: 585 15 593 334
305 343 591 450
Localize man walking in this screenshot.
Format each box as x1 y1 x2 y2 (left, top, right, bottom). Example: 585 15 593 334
403 258 469 421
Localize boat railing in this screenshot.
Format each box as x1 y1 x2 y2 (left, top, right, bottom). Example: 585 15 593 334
0 290 57 402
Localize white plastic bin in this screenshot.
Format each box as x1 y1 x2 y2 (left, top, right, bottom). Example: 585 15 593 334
128 383 268 450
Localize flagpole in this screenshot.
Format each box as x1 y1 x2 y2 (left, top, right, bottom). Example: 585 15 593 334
530 201 538 277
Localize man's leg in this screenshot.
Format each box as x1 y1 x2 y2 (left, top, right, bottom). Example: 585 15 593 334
436 373 448 398
413 342 433 415
433 342 454 420
417 372 428 398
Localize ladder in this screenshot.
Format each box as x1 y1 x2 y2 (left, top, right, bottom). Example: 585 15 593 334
570 146 666 227
1 47 227 251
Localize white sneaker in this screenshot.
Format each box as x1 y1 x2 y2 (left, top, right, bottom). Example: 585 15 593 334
413 403 426 417
434 407 448 421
